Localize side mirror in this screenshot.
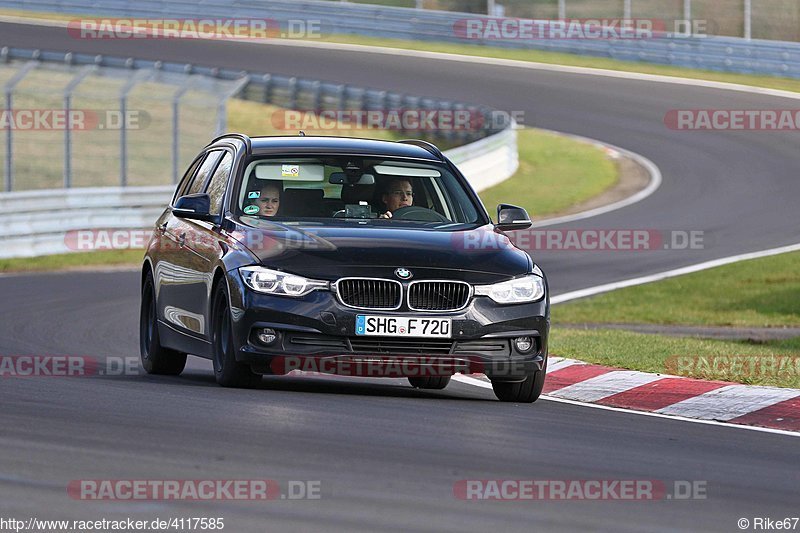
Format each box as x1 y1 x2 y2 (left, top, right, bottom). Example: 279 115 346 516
496 203 532 231
173 193 215 222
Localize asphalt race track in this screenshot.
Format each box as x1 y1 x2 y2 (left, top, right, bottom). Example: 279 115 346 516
1 21 799 532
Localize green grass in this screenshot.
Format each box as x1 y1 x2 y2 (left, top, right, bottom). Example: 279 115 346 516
550 328 800 388
478 128 617 217
554 251 800 328
0 249 144 273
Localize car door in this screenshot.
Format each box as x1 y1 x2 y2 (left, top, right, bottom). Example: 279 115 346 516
157 150 224 340
182 150 236 339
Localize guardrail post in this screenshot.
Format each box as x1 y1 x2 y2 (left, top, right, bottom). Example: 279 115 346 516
683 0 692 35
3 60 38 192
558 0 566 19
119 68 153 187
336 85 346 110
287 77 298 110
63 65 95 188
171 75 195 183
624 0 631 20
743 0 752 40
261 74 272 104
215 75 249 136
311 80 322 112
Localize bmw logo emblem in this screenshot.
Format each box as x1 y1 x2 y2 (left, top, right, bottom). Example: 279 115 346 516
395 268 412 280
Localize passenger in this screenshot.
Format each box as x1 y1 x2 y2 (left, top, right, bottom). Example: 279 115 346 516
255 180 282 216
379 178 414 219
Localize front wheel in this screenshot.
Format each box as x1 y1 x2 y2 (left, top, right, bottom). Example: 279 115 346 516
491 359 547 403
211 282 261 388
140 273 187 375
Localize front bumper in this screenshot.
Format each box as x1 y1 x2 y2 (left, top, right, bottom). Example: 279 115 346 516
227 272 549 381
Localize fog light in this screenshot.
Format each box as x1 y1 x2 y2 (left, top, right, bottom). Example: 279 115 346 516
514 336 533 353
258 328 278 345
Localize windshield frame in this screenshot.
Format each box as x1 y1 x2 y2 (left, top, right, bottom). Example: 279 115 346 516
229 153 492 229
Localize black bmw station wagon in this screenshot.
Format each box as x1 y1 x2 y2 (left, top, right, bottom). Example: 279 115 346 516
140 134 549 402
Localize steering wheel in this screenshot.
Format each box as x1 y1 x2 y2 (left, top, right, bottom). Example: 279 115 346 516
390 205 449 222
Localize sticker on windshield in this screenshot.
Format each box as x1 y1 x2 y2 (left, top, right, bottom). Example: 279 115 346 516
248 191 260 199
281 164 299 178
243 205 259 215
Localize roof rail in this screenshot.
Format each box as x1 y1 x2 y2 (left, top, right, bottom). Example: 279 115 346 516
397 139 444 161
209 132 252 153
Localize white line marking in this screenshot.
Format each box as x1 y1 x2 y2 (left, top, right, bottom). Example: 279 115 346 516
551 242 800 304
548 370 663 403
655 385 800 421
546 357 581 373
531 131 662 227
452 374 800 437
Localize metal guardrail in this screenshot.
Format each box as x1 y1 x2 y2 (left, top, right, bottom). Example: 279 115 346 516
2 0 800 79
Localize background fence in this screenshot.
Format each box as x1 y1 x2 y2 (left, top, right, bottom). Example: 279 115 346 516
1 47 502 193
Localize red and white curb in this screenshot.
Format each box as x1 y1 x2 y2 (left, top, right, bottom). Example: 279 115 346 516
456 357 800 434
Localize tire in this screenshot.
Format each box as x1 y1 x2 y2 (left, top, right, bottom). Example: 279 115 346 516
491 358 547 403
211 282 261 388
140 273 187 375
408 376 451 390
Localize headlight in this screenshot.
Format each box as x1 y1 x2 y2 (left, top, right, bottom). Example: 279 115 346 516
239 266 329 297
474 274 545 304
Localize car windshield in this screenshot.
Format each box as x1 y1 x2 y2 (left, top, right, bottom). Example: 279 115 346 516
236 155 483 226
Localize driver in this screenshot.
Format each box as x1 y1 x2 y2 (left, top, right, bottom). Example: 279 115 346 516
379 178 414 219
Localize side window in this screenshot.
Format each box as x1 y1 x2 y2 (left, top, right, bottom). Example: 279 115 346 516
206 152 233 215
186 150 224 196
173 156 204 203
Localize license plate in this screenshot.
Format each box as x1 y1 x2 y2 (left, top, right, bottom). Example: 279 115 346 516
356 315 451 338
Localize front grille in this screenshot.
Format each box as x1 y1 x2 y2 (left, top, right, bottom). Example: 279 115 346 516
349 337 454 355
336 278 402 309
408 281 471 311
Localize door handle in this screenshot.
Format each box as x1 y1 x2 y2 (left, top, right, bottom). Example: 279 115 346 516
157 222 168 232
178 232 186 246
